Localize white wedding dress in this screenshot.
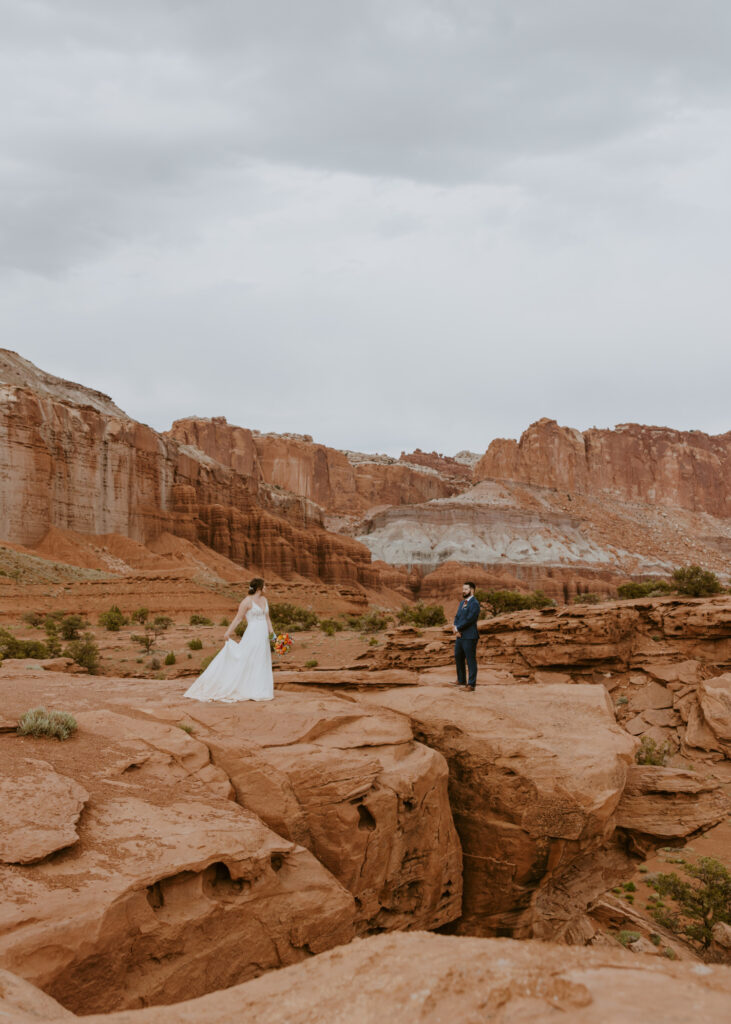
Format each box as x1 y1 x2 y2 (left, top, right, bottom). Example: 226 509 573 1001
183 600 274 702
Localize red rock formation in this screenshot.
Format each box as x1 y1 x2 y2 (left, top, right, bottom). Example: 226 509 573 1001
169 418 460 514
0 351 396 591
475 418 731 517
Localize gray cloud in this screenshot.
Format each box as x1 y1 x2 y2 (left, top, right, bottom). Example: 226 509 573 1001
0 1 728 453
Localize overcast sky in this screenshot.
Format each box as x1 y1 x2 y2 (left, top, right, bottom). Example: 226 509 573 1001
1 1 729 455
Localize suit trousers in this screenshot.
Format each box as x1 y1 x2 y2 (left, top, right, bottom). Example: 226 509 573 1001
454 636 478 687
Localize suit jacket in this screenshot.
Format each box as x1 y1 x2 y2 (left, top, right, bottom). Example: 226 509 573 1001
454 596 481 640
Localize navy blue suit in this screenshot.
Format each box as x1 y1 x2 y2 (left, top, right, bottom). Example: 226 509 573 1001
454 596 480 687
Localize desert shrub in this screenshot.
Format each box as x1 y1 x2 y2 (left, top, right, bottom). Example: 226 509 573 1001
164 652 176 665
149 656 161 670
59 614 87 641
615 695 628 706
270 603 318 632
177 722 194 734
22 611 46 628
478 589 554 615
131 616 173 654
345 610 392 632
63 632 100 674
671 565 722 598
188 638 203 650
636 735 675 766
17 707 77 741
368 636 379 646
190 614 213 626
304 659 318 668
130 606 149 624
98 604 128 631
649 857 731 951
572 592 601 604
623 881 637 892
199 654 214 671
132 632 155 653
43 620 62 657
319 618 343 636
235 620 246 637
616 930 640 948
397 602 446 627
617 579 673 599
219 617 230 627
0 628 49 659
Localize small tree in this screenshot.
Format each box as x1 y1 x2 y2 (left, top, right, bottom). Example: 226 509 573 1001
130 606 149 624
98 604 128 631
672 565 722 598
59 614 87 641
131 616 172 654
649 857 731 951
43 619 62 657
397 602 446 627
63 632 100 674
190 614 213 626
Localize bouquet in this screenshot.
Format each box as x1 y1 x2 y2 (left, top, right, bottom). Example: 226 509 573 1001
273 633 293 655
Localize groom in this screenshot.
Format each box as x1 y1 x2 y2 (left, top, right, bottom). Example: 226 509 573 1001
452 581 481 691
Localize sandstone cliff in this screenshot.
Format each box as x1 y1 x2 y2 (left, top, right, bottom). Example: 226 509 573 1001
475 418 730 517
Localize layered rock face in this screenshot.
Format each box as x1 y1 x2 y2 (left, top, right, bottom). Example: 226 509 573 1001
0 351 386 588
475 417 730 517
168 418 459 514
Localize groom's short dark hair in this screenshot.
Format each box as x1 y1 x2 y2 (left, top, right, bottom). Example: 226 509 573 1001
464 581 476 591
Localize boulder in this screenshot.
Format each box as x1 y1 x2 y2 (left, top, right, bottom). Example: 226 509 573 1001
0 759 88 864
628 681 673 712
615 765 727 853
356 683 636 939
145 692 462 935
65 931 731 1024
698 673 731 755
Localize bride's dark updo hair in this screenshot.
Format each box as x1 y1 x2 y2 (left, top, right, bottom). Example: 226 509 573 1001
248 577 265 595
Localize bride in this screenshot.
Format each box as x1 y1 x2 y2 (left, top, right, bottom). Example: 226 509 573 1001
183 578 275 702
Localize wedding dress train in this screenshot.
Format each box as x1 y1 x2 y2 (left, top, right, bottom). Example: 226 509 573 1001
183 600 274 702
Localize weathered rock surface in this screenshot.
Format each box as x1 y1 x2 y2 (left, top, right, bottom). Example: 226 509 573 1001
356 683 637 939
41 932 731 1024
138 692 462 935
0 968 75 1022
0 683 357 1014
364 597 731 675
0 759 88 864
615 765 727 853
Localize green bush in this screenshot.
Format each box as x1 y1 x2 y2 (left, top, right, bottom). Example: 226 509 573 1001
131 616 173 654
164 652 176 665
397 602 446 627
43 619 62 657
188 638 203 650
177 722 194 734
345 610 392 632
59 614 87 641
0 628 49 659
149 656 161 670
17 707 77 741
617 579 673 599
636 735 675 766
219 617 230 627
572 592 601 604
319 618 343 636
190 614 213 626
235 620 246 637
476 589 554 615
132 632 155 653
649 857 731 950
63 633 100 674
304 659 318 668
130 606 149 624
21 611 46 628
98 604 128 631
270 603 318 632
671 565 722 597
199 654 214 671
616 930 640 948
